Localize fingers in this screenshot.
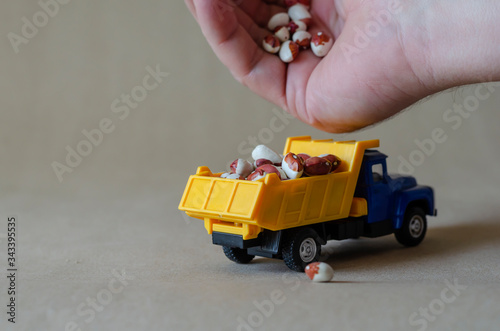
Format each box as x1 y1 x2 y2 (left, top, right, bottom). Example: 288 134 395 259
185 0 274 48
233 7 269 44
237 1 287 28
184 0 197 20
191 0 288 107
186 0 287 28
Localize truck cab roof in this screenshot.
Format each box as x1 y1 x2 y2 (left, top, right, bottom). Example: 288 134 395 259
363 149 388 162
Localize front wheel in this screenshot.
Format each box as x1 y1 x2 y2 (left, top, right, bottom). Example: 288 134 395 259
282 228 321 272
222 246 255 264
395 206 427 247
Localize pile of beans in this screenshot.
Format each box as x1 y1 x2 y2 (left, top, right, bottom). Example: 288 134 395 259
262 1 333 63
220 144 341 181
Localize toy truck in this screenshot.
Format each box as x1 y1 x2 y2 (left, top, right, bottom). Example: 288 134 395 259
179 136 436 271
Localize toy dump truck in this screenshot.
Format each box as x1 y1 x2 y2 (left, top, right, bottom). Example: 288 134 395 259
179 136 436 271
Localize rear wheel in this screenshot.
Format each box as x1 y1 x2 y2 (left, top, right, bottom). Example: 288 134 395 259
395 206 427 247
222 246 255 264
282 228 321 272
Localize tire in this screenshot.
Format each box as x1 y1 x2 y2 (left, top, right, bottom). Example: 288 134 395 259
395 206 427 247
282 228 321 272
222 246 255 264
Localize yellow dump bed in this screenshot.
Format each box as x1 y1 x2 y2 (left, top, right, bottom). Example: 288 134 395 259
179 137 379 240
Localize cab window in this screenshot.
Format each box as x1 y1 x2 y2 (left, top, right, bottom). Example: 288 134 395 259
372 163 384 182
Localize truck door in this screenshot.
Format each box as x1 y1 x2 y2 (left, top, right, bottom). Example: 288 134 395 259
367 162 391 223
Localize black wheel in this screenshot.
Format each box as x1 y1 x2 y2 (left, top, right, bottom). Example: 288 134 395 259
282 228 321 272
222 246 255 264
395 206 427 247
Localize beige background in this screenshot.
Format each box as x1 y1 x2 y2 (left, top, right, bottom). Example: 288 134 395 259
1 1 499 330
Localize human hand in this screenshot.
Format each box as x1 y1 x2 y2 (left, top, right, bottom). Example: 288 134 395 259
184 0 499 132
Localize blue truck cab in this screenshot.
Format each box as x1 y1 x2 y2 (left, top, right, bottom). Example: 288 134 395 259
354 150 436 246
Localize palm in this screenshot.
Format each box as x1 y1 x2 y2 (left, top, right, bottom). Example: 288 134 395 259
185 0 432 132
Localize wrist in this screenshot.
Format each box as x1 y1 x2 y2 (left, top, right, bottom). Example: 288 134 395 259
400 0 500 91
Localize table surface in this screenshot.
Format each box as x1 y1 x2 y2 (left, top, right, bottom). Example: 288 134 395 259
2 187 499 331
